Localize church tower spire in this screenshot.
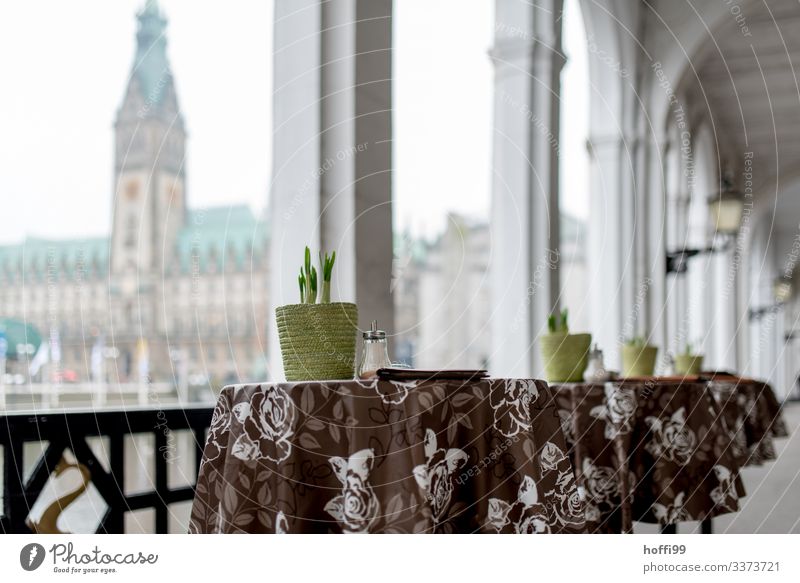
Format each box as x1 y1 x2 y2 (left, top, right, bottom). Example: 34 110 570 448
110 0 187 340
131 0 171 114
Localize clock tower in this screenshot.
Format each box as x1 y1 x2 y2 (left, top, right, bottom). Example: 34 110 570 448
111 0 186 278
110 0 186 374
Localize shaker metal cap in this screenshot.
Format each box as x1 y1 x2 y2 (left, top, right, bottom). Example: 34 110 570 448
363 320 386 340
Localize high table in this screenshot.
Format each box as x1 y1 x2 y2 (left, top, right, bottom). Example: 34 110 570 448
189 378 586 533
551 377 788 533
704 375 788 467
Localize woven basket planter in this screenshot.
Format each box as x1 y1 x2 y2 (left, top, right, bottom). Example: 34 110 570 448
621 345 658 377
275 302 358 381
675 354 703 376
540 332 591 383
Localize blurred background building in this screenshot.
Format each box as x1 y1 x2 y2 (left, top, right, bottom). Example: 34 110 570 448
393 212 586 370
0 1 268 388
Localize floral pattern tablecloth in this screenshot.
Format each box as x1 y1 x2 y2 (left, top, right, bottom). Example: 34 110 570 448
706 378 788 467
189 379 586 534
552 380 752 533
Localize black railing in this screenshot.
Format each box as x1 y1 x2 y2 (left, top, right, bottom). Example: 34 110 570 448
1 404 214 534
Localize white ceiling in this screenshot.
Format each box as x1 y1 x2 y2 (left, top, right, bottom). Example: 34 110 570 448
687 0 800 231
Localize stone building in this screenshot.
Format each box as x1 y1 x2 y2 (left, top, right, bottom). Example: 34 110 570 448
0 1 268 386
393 213 585 371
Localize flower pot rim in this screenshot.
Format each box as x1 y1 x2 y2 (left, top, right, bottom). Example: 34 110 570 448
622 344 658 350
542 331 591 338
276 301 357 310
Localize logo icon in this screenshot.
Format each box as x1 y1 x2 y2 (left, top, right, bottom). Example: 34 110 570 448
19 543 46 571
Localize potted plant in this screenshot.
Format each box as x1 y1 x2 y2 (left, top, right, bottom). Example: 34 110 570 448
275 247 358 381
621 337 658 377
539 309 592 383
674 342 704 376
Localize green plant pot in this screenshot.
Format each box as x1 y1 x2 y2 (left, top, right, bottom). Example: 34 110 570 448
675 354 704 376
540 332 592 383
621 344 658 377
275 302 358 381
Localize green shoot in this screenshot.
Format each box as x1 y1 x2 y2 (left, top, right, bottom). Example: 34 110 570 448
319 250 336 303
547 309 569 334
308 265 318 304
298 269 306 304
297 246 336 304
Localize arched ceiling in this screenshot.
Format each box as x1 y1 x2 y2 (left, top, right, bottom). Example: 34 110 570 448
685 0 800 214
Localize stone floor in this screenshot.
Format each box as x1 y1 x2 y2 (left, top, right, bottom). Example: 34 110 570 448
635 401 800 534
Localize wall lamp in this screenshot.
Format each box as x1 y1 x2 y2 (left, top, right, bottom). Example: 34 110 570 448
749 277 792 322
666 178 745 275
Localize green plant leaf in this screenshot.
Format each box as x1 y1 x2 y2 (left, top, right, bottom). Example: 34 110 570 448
548 313 557 334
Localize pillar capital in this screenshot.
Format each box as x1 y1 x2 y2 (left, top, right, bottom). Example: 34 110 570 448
489 37 567 73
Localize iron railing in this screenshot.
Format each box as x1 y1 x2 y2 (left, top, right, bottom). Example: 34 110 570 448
0 404 214 533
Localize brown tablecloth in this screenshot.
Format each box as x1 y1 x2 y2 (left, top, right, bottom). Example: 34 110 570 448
707 378 789 467
552 380 747 533
189 379 585 533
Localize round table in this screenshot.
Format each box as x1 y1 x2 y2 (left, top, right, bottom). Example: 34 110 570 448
190 378 586 534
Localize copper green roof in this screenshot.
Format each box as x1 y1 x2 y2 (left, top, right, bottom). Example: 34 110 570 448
133 0 171 108
0 206 267 279
0 317 43 358
0 237 109 281
176 205 268 273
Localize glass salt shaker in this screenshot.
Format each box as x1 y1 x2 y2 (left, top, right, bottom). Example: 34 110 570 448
358 320 391 379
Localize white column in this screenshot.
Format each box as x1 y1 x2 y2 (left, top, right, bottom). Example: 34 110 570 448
713 242 739 371
642 136 669 361
269 0 394 379
319 0 394 335
489 0 564 378
587 135 637 369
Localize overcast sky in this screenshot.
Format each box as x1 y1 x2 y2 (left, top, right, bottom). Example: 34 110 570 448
0 0 587 245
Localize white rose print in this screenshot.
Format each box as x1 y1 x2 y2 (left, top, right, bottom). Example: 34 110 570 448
230 385 296 463
324 448 381 533
709 465 739 513
652 491 689 525
490 379 539 438
413 429 469 522
540 441 568 472
644 407 697 465
487 476 550 534
590 385 637 440
275 511 289 534
581 457 618 505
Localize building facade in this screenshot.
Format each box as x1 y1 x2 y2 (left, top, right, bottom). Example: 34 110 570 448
0 1 268 386
393 213 586 371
